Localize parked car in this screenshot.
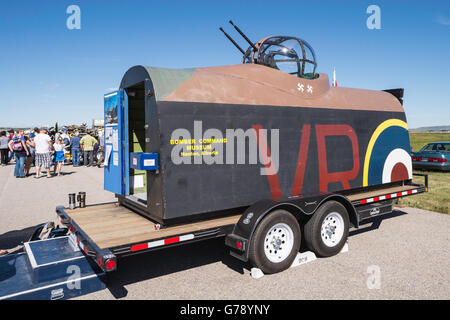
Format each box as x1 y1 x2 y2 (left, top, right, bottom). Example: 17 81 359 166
411 142 450 171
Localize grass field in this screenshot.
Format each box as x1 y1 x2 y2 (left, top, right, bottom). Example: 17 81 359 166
398 132 450 214
408 132 450 152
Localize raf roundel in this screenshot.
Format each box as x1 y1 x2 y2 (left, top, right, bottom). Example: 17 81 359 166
382 148 412 183
363 119 412 186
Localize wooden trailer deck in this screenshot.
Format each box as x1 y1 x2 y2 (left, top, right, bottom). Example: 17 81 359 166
66 203 241 249
346 185 418 202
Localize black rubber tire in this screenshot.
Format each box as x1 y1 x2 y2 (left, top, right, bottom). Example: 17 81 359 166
248 210 301 274
304 200 349 257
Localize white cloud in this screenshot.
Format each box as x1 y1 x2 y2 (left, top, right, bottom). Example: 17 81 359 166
436 15 450 26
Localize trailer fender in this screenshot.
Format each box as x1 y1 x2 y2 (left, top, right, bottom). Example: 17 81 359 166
225 194 357 262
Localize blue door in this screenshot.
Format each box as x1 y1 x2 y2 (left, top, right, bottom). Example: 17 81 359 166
104 90 129 195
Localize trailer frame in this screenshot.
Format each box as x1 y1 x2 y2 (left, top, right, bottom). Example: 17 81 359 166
56 174 428 273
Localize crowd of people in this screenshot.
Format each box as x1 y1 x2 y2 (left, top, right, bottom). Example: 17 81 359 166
0 127 104 179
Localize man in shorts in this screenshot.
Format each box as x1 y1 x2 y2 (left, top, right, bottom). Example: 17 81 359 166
34 128 53 178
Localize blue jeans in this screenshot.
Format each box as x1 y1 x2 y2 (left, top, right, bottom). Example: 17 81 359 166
72 148 80 166
14 153 26 177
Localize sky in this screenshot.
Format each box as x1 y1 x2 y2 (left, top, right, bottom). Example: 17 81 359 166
0 0 449 129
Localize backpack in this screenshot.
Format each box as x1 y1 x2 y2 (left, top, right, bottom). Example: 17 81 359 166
12 138 23 152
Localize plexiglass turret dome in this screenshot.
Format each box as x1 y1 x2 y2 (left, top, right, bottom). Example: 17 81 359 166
244 36 318 79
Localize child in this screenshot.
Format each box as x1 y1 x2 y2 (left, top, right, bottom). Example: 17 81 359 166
53 137 65 176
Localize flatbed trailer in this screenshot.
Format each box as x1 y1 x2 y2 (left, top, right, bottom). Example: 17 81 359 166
0 167 427 301
55 174 427 274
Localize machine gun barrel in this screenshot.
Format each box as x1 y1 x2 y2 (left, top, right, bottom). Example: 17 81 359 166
219 27 246 55
229 20 257 52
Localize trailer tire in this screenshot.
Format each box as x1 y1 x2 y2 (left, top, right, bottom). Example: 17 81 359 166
304 200 349 257
249 210 301 274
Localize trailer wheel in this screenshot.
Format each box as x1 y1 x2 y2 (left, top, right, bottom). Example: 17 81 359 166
304 200 349 257
249 210 301 274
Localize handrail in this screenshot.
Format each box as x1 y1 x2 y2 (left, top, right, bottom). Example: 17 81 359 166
413 173 428 189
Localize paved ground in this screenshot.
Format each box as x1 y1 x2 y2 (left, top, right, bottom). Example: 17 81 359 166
0 163 449 300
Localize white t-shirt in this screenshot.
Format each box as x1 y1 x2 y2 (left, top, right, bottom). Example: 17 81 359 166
34 133 51 154
54 143 63 152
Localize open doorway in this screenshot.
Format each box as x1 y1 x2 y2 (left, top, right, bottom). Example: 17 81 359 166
126 82 147 205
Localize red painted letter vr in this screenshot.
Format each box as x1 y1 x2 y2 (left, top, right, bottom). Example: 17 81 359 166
255 124 360 198
316 124 359 193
